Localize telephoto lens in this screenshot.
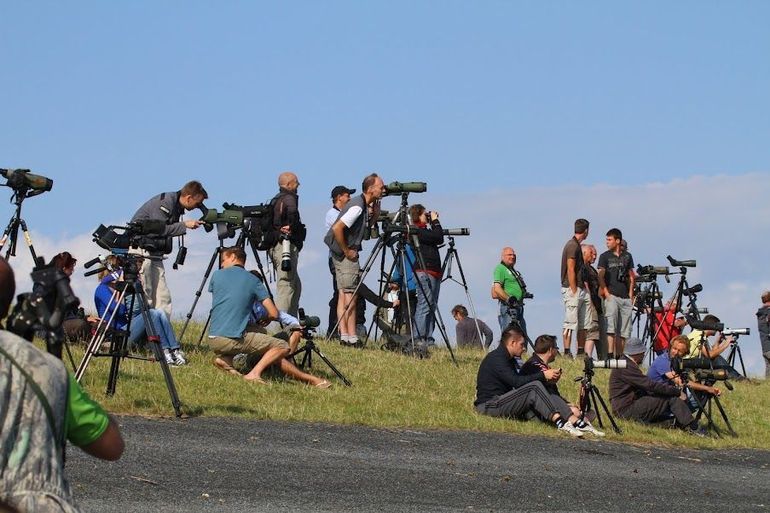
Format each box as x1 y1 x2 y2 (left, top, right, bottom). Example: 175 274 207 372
588 358 628 369
281 237 292 271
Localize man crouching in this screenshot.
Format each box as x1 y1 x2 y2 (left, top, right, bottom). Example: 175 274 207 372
208 246 330 388
474 324 586 437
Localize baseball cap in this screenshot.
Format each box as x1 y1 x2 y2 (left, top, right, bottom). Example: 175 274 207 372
331 185 356 199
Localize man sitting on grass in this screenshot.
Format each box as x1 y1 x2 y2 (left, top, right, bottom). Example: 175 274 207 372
473 324 588 438
520 334 604 436
207 246 330 388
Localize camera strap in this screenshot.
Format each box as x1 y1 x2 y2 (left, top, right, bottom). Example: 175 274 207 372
0 343 65 454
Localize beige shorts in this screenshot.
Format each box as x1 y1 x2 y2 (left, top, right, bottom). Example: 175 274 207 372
208 325 288 356
562 288 589 331
333 254 360 291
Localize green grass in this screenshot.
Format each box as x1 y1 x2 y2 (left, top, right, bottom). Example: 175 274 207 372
67 322 770 450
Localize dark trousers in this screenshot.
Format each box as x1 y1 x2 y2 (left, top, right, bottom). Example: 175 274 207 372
476 381 573 422
618 396 693 426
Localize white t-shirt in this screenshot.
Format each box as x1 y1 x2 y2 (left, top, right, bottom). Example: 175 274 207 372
338 205 363 228
325 207 339 231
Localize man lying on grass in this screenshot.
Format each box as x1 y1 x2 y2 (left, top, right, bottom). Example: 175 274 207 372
207 246 330 388
474 324 596 438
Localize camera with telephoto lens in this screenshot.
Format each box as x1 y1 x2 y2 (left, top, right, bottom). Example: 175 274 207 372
687 316 724 332
280 235 292 271
637 264 670 277
667 255 696 268
201 202 271 241
297 308 321 338
585 358 627 370
722 328 750 337
1 168 53 196
383 181 427 197
670 357 732 389
442 228 470 236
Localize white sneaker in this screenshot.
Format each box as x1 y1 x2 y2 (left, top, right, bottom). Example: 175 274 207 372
576 421 605 437
558 421 584 438
163 348 174 365
172 349 187 366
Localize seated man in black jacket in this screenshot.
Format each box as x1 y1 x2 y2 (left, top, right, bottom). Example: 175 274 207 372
474 324 586 437
609 336 704 435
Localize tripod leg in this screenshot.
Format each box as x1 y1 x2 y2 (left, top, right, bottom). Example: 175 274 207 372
712 396 737 437
179 246 221 343
445 244 485 349
196 312 212 349
736 345 747 379
591 385 622 433
310 344 352 386
105 331 128 396
18 219 39 262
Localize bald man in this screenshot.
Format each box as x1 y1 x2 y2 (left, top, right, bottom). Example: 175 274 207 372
0 258 124 511
268 171 307 316
490 247 529 351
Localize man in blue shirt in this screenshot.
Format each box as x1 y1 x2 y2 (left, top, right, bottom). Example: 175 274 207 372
208 246 329 387
648 335 721 400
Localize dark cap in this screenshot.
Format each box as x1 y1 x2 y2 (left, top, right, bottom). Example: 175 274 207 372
331 185 356 199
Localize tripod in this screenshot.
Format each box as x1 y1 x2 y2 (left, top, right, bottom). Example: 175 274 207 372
74 259 183 417
441 236 484 349
289 310 351 386
0 185 42 261
726 337 748 379
689 382 736 437
576 366 621 433
178 227 275 346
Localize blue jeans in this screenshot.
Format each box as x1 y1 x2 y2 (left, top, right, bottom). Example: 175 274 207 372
129 308 180 350
414 272 441 346
491 301 527 351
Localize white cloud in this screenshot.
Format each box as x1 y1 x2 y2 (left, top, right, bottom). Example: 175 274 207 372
6 173 769 375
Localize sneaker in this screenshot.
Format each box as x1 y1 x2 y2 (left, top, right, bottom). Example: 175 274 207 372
557 421 584 438
685 423 708 438
562 351 574 360
163 348 174 365
172 349 187 366
575 421 605 437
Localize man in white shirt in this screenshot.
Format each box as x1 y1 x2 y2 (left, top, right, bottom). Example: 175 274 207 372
325 185 356 337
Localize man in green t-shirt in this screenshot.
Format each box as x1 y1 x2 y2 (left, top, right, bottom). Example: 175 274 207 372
490 247 529 350
0 257 124 512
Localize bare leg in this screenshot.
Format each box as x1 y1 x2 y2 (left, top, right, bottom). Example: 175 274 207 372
607 335 616 358
562 328 572 354
243 347 289 381
337 291 355 337
288 331 301 353
278 358 324 386
616 337 625 357
577 329 586 353
584 339 596 359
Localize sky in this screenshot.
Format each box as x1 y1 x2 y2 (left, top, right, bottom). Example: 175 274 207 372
1 2 769 374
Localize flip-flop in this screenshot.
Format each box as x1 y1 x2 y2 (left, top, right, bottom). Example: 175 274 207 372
243 376 269 385
213 358 241 377
315 380 332 389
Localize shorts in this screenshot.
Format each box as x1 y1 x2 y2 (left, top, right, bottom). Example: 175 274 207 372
332 253 360 291
208 325 289 356
561 287 588 331
603 295 633 339
584 296 600 341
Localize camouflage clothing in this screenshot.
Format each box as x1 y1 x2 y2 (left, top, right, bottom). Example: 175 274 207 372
0 330 80 513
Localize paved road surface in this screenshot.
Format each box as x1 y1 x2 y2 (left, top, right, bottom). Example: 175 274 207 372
67 416 769 512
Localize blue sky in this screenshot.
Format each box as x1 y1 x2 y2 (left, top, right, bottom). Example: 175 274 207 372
2 2 769 372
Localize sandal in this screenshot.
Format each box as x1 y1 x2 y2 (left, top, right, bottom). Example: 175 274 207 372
315 380 332 389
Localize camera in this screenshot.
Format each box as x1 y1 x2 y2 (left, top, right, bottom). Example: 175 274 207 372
383 181 427 196
6 257 80 358
585 358 627 370
0 168 53 196
683 284 703 295
637 265 670 276
201 202 271 241
92 220 171 253
722 328 750 337
667 255 696 268
298 308 320 330
442 228 470 236
280 235 292 272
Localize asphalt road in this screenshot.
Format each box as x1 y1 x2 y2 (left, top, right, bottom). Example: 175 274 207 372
67 416 770 512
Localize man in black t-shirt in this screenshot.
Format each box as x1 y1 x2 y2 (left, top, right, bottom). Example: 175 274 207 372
597 228 635 358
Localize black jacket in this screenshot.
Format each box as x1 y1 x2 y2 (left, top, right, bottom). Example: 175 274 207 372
475 345 544 406
608 356 680 415
411 219 444 273
757 305 770 353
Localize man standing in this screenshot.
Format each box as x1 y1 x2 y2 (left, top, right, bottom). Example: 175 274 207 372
491 247 528 350
409 204 444 354
757 291 770 378
325 173 385 347
451 304 493 349
560 219 589 359
598 228 635 358
474 324 586 437
325 185 356 337
131 180 208 318
268 171 306 316
0 258 124 511
207 246 328 387
581 244 604 358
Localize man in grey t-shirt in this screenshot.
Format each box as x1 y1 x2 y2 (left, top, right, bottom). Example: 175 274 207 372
598 227 635 358
560 218 589 359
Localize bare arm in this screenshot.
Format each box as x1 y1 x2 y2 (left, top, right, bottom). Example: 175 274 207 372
80 418 124 461
567 258 577 294
492 283 508 301
597 268 609 298
331 221 357 261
